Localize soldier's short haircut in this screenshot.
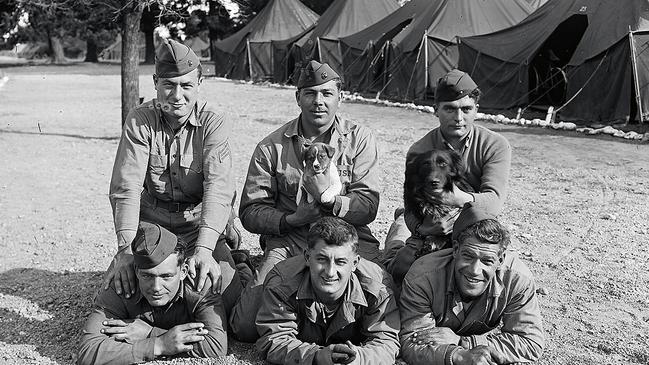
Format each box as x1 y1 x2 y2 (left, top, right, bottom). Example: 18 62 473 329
456 219 510 255
307 217 358 253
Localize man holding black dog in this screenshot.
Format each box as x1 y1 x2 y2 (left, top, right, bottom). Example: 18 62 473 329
105 39 246 316
231 60 382 341
256 217 400 365
384 69 512 281
399 202 544 364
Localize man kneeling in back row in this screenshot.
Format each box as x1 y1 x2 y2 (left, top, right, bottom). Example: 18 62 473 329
78 222 227 364
400 202 544 365
256 217 400 365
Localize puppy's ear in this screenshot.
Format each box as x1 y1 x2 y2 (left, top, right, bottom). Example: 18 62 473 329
301 146 311 165
323 144 336 158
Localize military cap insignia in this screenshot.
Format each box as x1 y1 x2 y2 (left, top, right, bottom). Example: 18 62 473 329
321 71 328 79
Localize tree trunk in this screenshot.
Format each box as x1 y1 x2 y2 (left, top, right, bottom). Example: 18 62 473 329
85 35 99 63
121 2 144 125
143 28 155 64
49 36 66 64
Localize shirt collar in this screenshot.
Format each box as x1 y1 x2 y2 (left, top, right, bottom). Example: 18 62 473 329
284 115 351 139
155 99 201 128
434 124 474 151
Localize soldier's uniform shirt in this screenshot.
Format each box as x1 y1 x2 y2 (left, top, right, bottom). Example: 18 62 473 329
399 248 544 365
256 256 400 365
109 99 234 240
239 115 381 261
77 279 227 364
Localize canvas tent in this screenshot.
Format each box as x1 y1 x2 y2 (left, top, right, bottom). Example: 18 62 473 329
339 0 542 101
275 0 399 83
212 0 318 81
458 0 649 123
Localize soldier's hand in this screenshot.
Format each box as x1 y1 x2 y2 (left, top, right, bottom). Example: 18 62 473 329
418 212 457 236
101 318 152 343
314 346 335 365
453 345 507 365
103 250 136 298
411 327 460 346
302 173 331 202
286 200 321 227
187 246 222 294
331 341 357 364
153 322 207 356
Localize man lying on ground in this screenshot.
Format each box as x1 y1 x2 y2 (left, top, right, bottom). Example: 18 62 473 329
399 202 544 365
256 217 400 365
78 221 227 364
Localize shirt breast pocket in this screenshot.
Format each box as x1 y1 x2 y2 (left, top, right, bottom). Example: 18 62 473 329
180 154 203 174
148 154 168 174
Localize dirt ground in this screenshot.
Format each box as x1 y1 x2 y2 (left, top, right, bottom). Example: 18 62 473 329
0 63 648 365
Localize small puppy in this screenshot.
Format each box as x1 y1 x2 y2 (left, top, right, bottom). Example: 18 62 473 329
404 149 474 255
296 142 343 206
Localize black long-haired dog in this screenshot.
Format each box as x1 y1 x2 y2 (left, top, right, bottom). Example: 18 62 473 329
404 149 474 255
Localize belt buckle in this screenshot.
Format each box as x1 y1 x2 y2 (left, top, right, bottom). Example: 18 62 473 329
171 202 182 213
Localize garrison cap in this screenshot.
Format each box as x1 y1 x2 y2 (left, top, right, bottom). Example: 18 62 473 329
435 69 478 102
297 60 340 89
131 221 181 269
452 201 498 241
155 38 200 78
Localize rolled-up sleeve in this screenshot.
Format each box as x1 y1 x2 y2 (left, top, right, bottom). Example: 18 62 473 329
77 289 156 365
256 272 321 364
239 144 286 235
109 110 151 235
399 276 458 365
332 128 380 225
199 113 235 236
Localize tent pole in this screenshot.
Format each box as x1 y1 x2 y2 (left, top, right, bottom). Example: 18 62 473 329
246 38 253 80
629 30 644 123
424 32 429 93
383 41 390 94
317 37 322 62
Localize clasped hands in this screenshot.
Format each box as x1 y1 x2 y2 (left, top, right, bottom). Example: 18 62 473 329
315 341 358 365
101 319 208 355
411 327 506 365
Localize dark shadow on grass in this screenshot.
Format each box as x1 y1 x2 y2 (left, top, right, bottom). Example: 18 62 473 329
0 128 119 141
0 268 104 364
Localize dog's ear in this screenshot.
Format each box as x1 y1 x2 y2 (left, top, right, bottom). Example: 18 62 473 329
449 150 465 178
323 144 336 158
301 145 312 165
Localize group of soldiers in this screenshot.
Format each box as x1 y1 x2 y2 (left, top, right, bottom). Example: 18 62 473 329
77 39 545 365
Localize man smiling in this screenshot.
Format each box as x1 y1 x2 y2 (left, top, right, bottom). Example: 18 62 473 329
78 222 227 364
256 217 400 365
399 202 544 365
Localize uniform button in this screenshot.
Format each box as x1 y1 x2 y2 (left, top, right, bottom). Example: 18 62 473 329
172 172 177 176
174 186 179 190
172 154 176 158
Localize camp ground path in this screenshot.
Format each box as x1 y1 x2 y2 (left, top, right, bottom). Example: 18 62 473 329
0 65 647 365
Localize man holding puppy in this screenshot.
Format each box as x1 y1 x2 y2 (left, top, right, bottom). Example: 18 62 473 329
78 222 228 364
256 217 400 365
384 69 512 279
231 60 381 341
399 202 544 364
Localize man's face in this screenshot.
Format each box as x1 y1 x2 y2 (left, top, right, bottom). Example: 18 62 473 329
435 95 478 141
136 253 187 307
452 236 503 301
296 80 342 130
154 68 201 122
305 238 359 304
